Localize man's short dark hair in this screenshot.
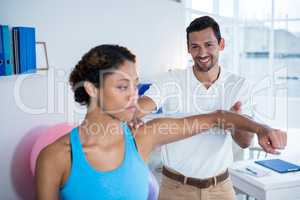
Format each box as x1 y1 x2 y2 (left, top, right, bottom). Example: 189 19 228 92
186 16 222 44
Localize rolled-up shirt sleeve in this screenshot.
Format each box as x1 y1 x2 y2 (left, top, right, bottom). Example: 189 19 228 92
143 74 166 112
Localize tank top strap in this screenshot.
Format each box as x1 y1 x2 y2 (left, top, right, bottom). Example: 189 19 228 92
69 127 86 167
120 121 133 139
121 122 140 158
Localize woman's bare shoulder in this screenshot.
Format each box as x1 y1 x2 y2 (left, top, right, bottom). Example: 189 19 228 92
36 133 72 173
35 133 73 196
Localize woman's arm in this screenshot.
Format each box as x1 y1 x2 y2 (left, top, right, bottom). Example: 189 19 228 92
214 110 286 153
136 110 287 158
35 143 66 200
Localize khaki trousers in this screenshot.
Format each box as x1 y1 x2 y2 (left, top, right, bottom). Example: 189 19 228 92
158 174 236 200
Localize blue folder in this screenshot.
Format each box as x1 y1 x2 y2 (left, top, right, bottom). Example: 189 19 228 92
12 27 19 74
12 26 36 74
1 25 13 75
255 159 300 173
0 26 4 76
138 83 152 96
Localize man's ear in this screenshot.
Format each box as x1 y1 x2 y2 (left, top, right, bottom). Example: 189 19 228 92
83 81 98 98
219 38 225 51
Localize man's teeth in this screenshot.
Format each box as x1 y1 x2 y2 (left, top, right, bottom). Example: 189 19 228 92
199 57 209 63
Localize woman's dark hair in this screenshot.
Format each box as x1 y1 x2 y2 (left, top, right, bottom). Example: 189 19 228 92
186 16 222 44
69 44 136 106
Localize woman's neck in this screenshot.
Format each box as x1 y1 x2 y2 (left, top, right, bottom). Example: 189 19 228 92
79 107 123 144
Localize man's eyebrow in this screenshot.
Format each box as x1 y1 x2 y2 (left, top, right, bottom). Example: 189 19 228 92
205 40 218 43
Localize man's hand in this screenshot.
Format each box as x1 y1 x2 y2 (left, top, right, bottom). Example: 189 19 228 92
128 117 144 130
257 126 287 154
230 101 241 113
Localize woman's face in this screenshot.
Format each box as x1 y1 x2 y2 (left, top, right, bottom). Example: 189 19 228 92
98 60 139 122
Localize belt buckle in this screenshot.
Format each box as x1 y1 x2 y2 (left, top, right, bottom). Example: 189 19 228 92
213 176 217 187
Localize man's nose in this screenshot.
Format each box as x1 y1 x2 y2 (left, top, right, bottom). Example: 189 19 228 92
197 47 207 57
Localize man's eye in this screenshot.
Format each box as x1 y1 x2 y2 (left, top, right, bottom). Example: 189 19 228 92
207 43 217 48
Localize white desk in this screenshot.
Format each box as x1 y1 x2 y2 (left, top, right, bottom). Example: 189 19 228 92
229 158 300 200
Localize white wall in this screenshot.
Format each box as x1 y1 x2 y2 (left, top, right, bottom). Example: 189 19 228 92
1 0 186 78
0 0 186 199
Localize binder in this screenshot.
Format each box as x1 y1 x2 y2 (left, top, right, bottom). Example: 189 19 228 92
12 27 20 74
12 26 36 74
1 25 13 75
0 26 4 76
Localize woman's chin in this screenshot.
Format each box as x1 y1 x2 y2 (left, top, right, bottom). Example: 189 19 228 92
126 115 135 122
119 113 135 123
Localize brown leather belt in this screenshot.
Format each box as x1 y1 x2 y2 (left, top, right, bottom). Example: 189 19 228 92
162 166 229 189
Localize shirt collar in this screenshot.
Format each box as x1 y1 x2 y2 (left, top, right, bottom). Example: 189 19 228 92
189 66 226 88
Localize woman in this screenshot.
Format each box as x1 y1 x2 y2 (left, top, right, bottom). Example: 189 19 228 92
35 44 286 200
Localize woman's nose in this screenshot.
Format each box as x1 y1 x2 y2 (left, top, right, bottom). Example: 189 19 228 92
129 86 138 102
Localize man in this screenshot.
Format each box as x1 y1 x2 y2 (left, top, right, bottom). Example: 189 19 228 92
135 16 265 199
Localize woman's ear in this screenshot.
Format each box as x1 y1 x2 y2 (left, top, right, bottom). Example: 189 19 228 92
83 81 98 98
